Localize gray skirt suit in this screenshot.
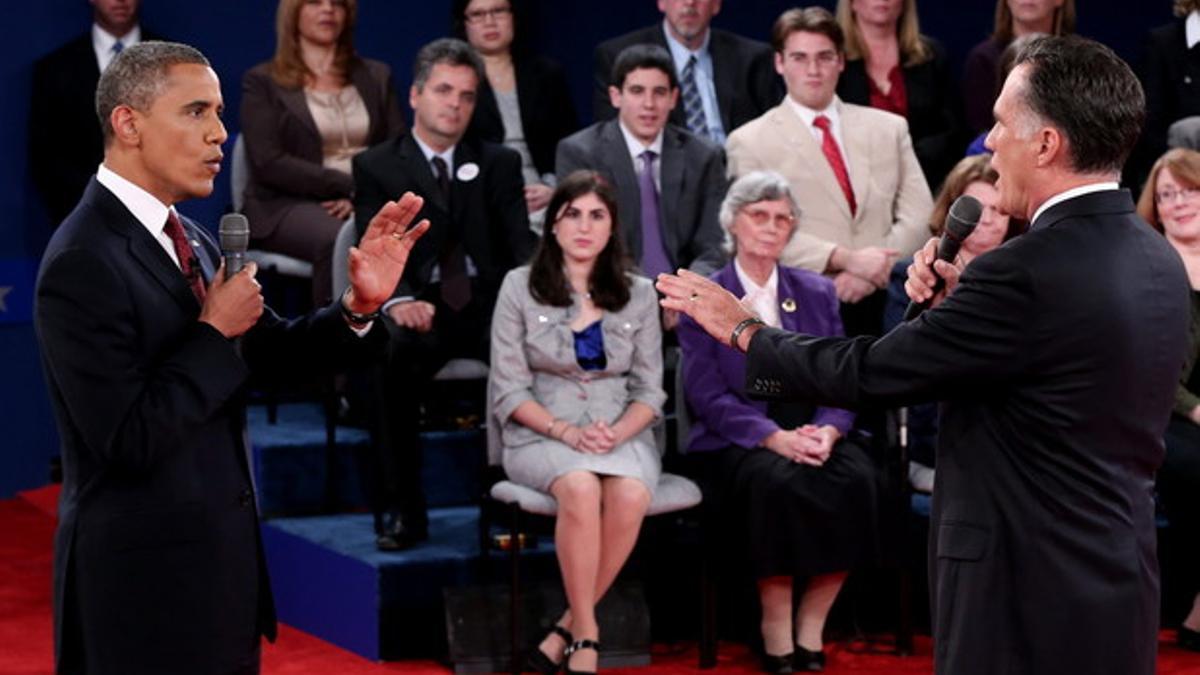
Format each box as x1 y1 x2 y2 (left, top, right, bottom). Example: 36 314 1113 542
489 266 666 494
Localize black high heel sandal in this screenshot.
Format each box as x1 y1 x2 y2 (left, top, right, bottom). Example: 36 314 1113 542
526 625 573 675
792 645 826 672
563 638 601 675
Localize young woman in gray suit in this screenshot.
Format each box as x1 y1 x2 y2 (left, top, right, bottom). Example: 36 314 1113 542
489 171 666 675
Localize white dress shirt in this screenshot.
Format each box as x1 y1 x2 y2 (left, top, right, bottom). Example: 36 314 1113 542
785 95 852 175
734 258 781 329
618 121 665 192
93 23 141 73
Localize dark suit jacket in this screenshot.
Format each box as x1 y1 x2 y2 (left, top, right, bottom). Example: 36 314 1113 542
556 119 727 275
838 38 964 190
466 52 578 178
35 179 387 674
592 24 781 135
1128 20 1200 187
743 190 1188 675
240 58 405 240
28 29 162 225
679 263 853 453
352 133 533 304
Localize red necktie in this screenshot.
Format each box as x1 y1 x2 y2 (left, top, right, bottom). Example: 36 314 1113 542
164 211 207 304
813 115 857 217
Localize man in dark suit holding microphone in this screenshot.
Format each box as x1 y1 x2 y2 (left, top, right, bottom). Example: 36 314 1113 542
659 35 1188 675
35 41 428 675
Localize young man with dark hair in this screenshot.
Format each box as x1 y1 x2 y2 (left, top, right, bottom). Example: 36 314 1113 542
558 43 727 306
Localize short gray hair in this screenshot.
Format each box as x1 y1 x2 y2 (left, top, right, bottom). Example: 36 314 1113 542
412 38 483 91
719 171 801 255
96 41 210 146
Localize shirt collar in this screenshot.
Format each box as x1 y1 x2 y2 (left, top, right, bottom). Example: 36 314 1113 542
412 131 456 170
1030 182 1121 228
1188 11 1200 49
662 18 711 63
785 95 840 130
93 23 140 53
617 119 664 159
96 163 173 240
733 257 778 299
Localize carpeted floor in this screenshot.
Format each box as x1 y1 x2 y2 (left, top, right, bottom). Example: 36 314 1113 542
3 491 1199 674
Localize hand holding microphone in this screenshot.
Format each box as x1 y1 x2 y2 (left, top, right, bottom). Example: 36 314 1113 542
903 195 982 320
199 214 263 338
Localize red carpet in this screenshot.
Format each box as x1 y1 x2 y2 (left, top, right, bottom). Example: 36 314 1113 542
3 490 1198 674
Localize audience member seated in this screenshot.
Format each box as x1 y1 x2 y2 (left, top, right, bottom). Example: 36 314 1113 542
726 7 932 338
488 171 666 675
557 44 728 295
880 154 1017 492
962 0 1075 136
592 0 781 144
835 0 963 190
241 0 404 306
454 0 579 229
29 0 161 226
1130 1 1200 188
677 171 877 673
352 38 533 551
1135 148 1200 653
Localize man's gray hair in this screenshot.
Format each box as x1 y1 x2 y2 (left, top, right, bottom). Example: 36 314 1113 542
96 41 210 146
412 38 483 91
719 171 802 255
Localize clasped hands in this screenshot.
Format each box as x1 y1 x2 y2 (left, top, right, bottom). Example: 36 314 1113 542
764 425 839 466
201 192 430 338
553 419 624 454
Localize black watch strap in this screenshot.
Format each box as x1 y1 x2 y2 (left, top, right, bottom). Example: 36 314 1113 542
340 289 379 326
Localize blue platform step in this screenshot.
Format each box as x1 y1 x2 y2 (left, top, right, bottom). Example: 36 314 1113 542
262 508 559 661
248 403 484 517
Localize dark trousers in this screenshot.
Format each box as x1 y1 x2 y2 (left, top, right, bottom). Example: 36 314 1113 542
1162 415 1200 607
359 285 492 526
251 201 343 307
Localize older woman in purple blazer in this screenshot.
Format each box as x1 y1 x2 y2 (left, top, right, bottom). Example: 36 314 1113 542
678 171 878 673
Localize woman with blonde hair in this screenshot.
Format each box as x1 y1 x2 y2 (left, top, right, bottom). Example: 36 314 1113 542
1136 148 1200 653
241 0 404 305
962 0 1075 135
835 0 961 189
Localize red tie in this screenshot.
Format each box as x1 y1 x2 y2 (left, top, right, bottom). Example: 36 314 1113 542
164 211 207 304
813 115 857 217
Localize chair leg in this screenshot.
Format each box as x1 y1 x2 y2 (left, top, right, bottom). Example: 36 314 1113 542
509 503 523 675
699 538 718 668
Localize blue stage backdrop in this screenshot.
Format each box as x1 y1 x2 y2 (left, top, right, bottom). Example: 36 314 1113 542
0 1 1174 497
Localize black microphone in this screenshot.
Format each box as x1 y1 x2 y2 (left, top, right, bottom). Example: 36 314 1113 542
219 213 250 280
903 194 983 321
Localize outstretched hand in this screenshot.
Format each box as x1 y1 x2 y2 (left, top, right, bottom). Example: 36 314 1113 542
656 269 756 349
344 192 431 313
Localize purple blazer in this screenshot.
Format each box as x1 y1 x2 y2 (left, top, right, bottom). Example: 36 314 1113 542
678 262 855 452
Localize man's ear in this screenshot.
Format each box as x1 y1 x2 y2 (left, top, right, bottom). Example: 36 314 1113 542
110 105 139 147
608 84 622 110
1035 125 1063 169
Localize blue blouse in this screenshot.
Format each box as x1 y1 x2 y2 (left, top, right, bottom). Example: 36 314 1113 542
573 319 607 371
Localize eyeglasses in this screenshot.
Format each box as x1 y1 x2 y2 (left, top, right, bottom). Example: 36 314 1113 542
740 207 796 229
1156 187 1200 204
464 5 511 23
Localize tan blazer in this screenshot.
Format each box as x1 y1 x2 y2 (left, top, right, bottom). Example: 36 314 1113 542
726 99 933 272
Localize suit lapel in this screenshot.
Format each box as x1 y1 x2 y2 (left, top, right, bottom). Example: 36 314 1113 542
349 61 383 139
659 128 686 267
400 135 449 213
450 141 480 243
837 101 871 224
776 268 803 333
279 86 319 140
709 32 735 132
773 106 851 221
598 121 643 259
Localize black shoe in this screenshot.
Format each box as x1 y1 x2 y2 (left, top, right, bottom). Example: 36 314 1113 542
563 639 600 675
375 512 428 551
759 651 793 673
1180 626 1200 652
793 645 825 672
526 625 573 675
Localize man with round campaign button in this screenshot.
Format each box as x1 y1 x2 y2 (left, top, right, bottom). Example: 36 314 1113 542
351 37 534 551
